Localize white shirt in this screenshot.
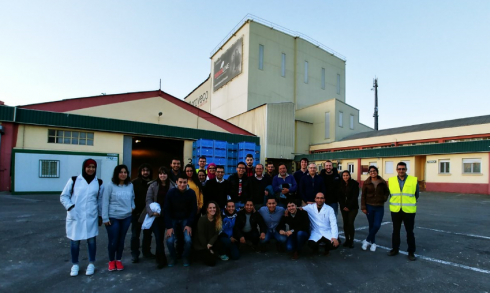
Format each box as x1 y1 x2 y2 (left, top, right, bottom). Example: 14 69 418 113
303 203 338 241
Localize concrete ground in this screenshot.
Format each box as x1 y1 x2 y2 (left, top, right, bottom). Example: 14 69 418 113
0 191 489 293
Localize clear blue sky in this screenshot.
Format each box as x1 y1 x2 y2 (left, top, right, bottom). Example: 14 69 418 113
1 0 489 129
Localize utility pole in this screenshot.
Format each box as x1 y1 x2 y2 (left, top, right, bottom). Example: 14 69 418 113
373 78 379 131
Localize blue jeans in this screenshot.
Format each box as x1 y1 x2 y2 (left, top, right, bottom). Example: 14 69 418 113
327 202 339 218
285 231 309 252
366 204 384 244
71 237 96 264
105 216 132 261
219 234 240 260
166 219 192 260
260 230 287 244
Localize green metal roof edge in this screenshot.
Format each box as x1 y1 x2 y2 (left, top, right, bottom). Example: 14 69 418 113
11 148 120 157
0 106 259 144
296 140 490 161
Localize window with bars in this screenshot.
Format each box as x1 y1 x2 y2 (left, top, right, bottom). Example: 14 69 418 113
39 160 60 178
48 129 94 146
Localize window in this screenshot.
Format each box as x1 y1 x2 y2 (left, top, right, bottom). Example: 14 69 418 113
281 53 286 77
321 68 325 89
337 164 342 171
348 163 354 173
39 160 60 178
338 111 343 127
304 61 308 83
401 161 411 174
325 112 330 139
350 115 354 129
369 162 377 167
385 161 394 174
259 44 264 70
463 158 481 174
48 129 94 146
439 160 450 174
361 165 369 174
336 74 341 94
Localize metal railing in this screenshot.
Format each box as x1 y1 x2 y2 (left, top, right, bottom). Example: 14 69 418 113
210 13 346 61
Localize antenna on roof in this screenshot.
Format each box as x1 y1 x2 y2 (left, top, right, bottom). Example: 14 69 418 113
159 79 161 91
373 77 379 131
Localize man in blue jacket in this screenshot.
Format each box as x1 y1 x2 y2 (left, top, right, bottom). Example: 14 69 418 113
299 163 326 205
219 200 240 260
272 164 297 207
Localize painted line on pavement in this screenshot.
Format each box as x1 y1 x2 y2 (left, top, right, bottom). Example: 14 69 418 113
416 227 490 240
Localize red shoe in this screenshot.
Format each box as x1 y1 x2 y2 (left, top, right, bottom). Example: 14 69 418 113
108 261 116 271
115 260 124 271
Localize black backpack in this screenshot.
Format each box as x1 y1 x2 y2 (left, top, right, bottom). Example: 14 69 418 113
71 176 103 197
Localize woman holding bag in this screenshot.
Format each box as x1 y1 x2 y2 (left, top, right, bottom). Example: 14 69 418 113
60 159 104 277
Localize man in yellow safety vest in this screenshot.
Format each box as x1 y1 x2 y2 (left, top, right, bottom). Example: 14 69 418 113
387 161 419 261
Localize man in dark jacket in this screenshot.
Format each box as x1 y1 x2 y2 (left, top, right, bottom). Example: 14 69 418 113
130 163 153 262
320 160 341 217
227 162 248 210
204 165 229 209
293 158 309 189
169 157 183 183
234 200 266 248
299 163 326 205
277 200 310 259
247 164 272 210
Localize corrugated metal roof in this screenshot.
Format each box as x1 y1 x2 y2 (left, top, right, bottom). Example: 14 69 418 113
296 140 490 161
341 114 490 141
0 106 259 144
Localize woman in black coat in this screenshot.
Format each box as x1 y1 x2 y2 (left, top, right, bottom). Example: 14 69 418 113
338 170 359 248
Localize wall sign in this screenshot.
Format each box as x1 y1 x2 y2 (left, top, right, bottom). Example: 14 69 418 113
213 38 243 91
427 160 437 163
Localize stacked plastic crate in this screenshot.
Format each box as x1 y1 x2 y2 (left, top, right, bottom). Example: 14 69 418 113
254 145 261 165
226 143 238 175
193 139 214 169
238 142 257 164
213 140 227 166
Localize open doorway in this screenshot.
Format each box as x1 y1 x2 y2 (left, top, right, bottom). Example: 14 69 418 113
131 136 184 180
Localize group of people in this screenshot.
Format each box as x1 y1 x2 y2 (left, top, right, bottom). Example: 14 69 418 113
60 155 419 277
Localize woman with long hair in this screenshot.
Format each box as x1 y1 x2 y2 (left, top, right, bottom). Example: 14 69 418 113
143 166 177 269
338 170 359 248
184 164 204 215
102 164 135 271
361 166 390 252
60 159 104 276
193 201 228 266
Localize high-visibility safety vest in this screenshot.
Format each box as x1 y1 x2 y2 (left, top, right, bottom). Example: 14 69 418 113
388 176 418 213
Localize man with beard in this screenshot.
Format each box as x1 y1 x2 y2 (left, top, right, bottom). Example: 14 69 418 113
234 200 266 250
320 160 340 218
204 165 229 210
247 164 272 210
277 200 310 259
130 163 153 263
169 157 183 183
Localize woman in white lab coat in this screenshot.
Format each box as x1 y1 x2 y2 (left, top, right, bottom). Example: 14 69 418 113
60 159 104 277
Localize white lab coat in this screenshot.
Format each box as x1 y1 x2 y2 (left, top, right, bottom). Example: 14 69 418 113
303 203 339 241
60 175 104 241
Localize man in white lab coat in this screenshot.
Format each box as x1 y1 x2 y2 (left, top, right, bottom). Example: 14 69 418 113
302 192 339 256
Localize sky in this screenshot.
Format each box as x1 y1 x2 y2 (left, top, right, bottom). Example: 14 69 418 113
1 0 489 129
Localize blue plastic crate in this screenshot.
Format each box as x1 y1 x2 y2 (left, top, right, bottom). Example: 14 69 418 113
214 149 227 158
238 142 256 150
227 158 237 166
214 140 227 150
195 139 214 148
227 143 238 151
212 157 227 165
223 174 230 180
255 145 261 152
226 166 235 174
195 147 213 156
227 150 237 158
238 150 255 158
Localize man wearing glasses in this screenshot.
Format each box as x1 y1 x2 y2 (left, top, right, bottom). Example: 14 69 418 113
228 162 249 210
204 165 229 209
387 162 419 261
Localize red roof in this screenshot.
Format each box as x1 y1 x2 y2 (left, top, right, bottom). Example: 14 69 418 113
20 90 254 136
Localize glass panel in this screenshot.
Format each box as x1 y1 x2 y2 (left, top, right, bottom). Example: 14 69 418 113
80 139 86 145
473 163 481 173
259 44 264 70
64 131 71 138
48 129 55 136
80 132 86 139
48 137 55 143
87 133 94 139
56 137 63 143
463 163 471 173
87 139 93 146
72 138 78 144
446 163 450 173
56 130 63 136
63 138 70 144
72 132 79 138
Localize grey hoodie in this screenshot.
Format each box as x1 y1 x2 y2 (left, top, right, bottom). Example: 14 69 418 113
102 182 135 223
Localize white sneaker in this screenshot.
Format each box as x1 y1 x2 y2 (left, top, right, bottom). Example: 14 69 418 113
86 263 95 276
370 243 377 252
361 240 371 251
70 264 79 277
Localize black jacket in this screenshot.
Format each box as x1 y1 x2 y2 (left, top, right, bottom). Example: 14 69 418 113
247 174 273 205
204 178 230 209
276 209 310 234
338 179 360 210
320 168 340 204
131 177 152 216
227 173 249 203
234 210 266 239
